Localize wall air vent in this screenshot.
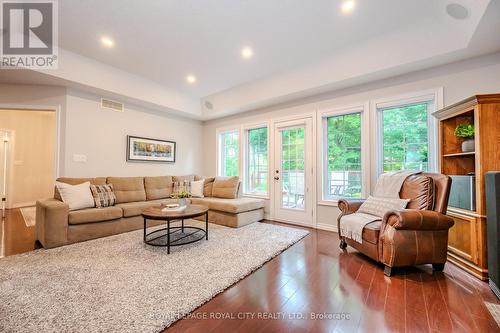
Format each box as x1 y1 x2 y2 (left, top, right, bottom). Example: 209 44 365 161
100 98 124 112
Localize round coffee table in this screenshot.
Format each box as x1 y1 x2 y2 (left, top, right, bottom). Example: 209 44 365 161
142 204 209 254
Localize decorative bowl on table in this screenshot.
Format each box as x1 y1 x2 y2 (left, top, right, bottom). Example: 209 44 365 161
161 203 187 213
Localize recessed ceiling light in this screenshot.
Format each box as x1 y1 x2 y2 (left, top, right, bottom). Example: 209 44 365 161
186 75 197 84
101 36 114 48
241 47 253 59
446 3 469 20
341 0 356 14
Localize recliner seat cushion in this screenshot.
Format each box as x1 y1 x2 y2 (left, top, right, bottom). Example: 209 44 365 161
107 177 146 204
362 221 381 244
400 174 435 210
191 197 264 214
68 206 122 225
144 176 173 200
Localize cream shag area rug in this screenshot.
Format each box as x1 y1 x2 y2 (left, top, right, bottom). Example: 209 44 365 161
20 206 36 227
0 220 308 333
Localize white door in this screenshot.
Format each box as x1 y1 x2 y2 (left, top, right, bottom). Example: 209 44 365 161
0 131 8 210
273 118 313 226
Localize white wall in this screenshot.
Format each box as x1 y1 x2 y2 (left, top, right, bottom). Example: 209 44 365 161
64 89 203 177
0 110 56 207
202 52 500 230
0 84 204 183
0 84 66 174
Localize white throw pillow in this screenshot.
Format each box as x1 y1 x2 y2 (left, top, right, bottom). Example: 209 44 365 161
190 180 205 198
55 181 95 211
357 196 409 218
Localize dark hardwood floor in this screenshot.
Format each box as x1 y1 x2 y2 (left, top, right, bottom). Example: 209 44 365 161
2 210 499 332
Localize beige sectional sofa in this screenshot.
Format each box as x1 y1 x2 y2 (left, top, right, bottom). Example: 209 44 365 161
36 175 265 249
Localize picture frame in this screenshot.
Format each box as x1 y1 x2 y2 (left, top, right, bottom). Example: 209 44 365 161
126 135 176 163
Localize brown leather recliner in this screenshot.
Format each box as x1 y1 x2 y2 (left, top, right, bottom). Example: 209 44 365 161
337 173 455 276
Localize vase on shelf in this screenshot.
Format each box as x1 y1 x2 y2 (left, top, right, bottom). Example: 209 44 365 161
461 139 475 153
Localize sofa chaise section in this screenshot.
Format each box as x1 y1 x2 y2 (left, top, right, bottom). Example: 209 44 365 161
191 197 265 228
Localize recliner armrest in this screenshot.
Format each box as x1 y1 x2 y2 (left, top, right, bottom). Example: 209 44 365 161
384 209 454 231
337 199 365 215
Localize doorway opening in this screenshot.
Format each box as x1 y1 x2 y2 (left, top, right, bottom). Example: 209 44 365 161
0 109 57 216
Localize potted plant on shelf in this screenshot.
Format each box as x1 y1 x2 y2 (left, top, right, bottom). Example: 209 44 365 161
454 123 475 153
170 191 190 207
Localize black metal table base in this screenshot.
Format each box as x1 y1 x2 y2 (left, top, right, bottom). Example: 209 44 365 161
143 213 209 254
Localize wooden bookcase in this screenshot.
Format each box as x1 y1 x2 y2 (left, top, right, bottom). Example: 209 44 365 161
433 94 500 280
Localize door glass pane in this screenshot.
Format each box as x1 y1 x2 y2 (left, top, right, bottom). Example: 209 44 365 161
381 103 429 172
281 127 305 210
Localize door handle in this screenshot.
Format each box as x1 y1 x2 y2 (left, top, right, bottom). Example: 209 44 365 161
274 176 280 180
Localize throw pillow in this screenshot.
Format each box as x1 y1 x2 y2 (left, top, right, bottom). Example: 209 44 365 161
203 177 215 197
55 181 95 211
212 176 239 199
357 196 410 218
90 184 116 208
190 180 205 198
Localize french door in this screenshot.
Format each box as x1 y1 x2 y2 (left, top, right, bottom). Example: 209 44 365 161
273 118 313 226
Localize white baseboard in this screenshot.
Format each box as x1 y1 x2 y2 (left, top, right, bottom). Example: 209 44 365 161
11 201 36 209
316 222 338 233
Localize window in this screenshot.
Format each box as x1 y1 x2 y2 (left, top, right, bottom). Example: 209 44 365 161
245 127 268 195
218 130 239 176
324 112 362 199
379 102 429 172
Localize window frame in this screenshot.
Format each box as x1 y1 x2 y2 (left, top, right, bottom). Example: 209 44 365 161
242 122 270 199
373 89 441 180
216 127 240 177
318 103 370 205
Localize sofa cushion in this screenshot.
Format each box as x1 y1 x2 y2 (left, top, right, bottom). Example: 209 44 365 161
107 177 146 204
400 174 435 210
194 176 215 197
212 176 239 199
172 175 195 183
362 221 381 244
144 176 173 200
54 177 107 200
116 201 160 217
191 197 264 214
68 206 122 225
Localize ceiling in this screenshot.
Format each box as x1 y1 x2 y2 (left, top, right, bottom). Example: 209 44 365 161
58 0 441 97
2 0 500 120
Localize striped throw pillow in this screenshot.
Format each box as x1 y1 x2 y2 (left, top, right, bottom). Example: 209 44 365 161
90 184 116 208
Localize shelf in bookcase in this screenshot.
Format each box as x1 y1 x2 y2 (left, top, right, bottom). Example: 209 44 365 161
443 151 475 158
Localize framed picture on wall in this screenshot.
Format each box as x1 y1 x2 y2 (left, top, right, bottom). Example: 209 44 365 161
126 136 176 163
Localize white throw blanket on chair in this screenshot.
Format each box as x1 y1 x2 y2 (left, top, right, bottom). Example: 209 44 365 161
339 170 421 244
373 170 422 198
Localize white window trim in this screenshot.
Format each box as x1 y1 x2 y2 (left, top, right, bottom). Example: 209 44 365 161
317 102 370 206
242 122 270 199
216 126 240 177
371 88 443 187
